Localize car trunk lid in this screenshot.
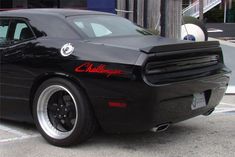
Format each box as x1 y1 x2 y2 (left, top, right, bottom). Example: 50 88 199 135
86 35 220 54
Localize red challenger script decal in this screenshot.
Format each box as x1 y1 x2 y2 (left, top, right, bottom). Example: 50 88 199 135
75 62 124 77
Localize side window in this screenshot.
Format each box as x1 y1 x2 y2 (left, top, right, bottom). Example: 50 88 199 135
14 23 28 40
0 19 10 47
11 20 34 44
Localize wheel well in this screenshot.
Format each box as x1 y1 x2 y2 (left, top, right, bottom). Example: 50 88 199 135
29 74 87 117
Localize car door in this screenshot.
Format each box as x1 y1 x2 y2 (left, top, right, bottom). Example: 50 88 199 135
0 18 36 122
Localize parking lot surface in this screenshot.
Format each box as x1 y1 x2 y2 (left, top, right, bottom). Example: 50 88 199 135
0 96 234 157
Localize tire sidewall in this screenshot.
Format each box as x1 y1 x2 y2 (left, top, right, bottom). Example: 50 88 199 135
33 78 87 146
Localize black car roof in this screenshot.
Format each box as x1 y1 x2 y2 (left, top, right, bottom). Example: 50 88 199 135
0 8 114 18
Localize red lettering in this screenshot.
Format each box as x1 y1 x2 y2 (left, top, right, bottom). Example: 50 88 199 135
75 62 124 77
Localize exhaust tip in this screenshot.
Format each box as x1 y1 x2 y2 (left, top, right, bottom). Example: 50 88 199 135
151 123 170 132
203 108 215 116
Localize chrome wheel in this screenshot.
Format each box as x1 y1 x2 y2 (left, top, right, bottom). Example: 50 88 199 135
37 85 78 139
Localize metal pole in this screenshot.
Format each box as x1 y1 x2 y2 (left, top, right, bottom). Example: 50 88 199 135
224 0 227 23
143 0 148 28
133 0 137 23
160 0 166 37
229 0 232 9
199 0 204 21
125 0 129 19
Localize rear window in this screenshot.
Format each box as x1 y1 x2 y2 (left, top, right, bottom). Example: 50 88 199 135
69 15 152 38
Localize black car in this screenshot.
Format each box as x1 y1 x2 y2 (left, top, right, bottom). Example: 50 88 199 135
0 9 231 146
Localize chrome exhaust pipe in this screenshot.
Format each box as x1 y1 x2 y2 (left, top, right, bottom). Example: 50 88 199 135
151 123 170 132
203 108 215 116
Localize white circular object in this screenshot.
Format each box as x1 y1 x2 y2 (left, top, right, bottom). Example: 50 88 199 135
181 24 206 41
60 43 74 57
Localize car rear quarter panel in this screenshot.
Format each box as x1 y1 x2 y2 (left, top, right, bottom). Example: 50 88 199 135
0 36 142 123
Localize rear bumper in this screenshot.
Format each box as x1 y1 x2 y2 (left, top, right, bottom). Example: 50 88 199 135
85 69 230 133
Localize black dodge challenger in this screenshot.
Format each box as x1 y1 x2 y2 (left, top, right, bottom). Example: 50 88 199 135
0 9 231 146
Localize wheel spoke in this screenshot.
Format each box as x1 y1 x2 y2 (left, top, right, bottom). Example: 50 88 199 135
47 103 58 112
66 102 74 110
58 92 64 106
64 118 74 131
51 117 60 130
70 113 76 119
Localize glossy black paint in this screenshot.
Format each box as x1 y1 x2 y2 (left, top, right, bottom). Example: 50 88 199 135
0 9 231 133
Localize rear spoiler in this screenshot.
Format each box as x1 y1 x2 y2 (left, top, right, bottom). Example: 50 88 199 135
140 41 220 54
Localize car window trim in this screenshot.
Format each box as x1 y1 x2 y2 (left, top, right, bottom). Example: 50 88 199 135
0 17 37 47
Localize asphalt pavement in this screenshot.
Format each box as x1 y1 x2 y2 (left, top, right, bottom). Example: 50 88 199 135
207 23 235 41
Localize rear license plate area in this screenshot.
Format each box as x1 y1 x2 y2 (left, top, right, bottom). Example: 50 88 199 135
191 93 207 110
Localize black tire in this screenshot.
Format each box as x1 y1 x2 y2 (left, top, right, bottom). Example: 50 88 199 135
182 16 208 41
33 78 96 146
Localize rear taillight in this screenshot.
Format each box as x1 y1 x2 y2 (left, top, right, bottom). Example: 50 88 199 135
108 101 127 108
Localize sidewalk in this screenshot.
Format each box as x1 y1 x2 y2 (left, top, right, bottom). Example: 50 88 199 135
216 94 235 114
222 95 235 105
208 37 235 47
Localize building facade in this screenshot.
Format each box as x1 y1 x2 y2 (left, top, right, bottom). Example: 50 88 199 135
0 0 87 9
183 0 235 23
205 0 235 23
